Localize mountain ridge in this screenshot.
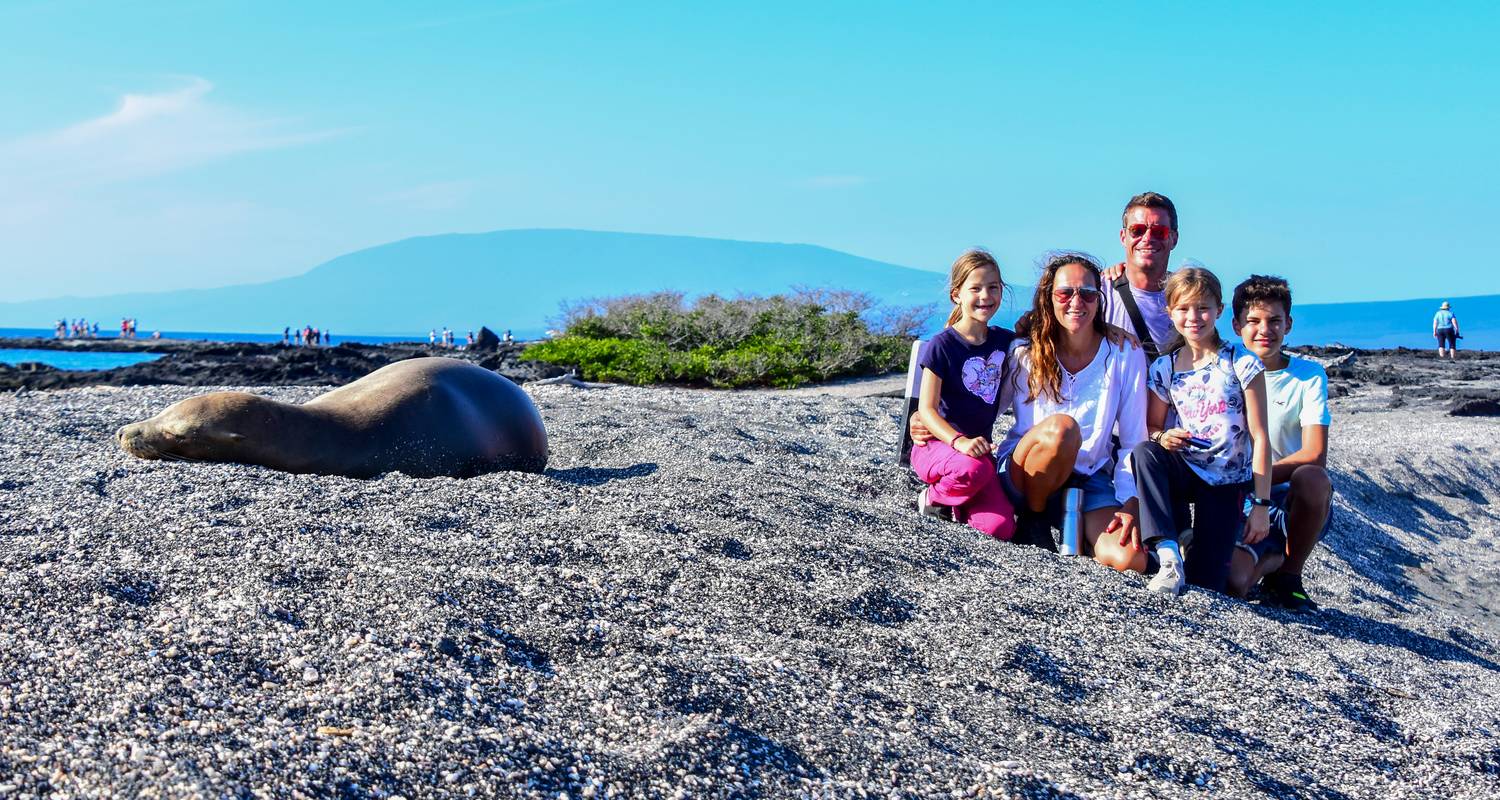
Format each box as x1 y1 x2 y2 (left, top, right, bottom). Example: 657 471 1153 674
0 229 946 336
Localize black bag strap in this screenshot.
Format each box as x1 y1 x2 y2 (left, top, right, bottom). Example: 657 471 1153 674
1112 274 1159 362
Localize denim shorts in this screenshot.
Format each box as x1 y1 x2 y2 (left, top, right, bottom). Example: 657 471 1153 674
998 457 1120 524
1236 481 1335 563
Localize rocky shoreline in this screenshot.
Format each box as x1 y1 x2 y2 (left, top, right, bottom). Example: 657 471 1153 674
0 337 566 392
5 338 1499 417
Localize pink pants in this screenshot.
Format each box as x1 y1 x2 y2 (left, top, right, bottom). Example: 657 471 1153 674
910 441 1016 540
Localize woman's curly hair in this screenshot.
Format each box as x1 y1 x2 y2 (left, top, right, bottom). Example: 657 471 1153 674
1018 251 1119 403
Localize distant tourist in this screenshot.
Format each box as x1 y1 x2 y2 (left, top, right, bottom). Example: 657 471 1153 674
1433 301 1461 360
503 329 513 343
466 330 475 348
322 328 330 346
1226 276 1334 612
906 249 1017 541
1133 267 1272 598
283 326 291 346
429 329 438 346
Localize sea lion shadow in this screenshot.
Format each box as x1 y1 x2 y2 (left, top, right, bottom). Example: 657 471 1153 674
545 463 658 486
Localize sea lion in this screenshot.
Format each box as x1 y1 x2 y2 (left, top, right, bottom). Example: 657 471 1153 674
116 357 548 478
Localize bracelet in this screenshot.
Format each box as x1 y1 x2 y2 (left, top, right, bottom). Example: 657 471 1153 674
1248 496 1272 508
1150 431 1164 444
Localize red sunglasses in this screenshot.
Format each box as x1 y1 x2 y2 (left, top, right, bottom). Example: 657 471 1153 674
1128 223 1170 238
1126 223 1173 240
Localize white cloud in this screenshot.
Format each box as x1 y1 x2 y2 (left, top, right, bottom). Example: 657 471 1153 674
804 175 870 189
376 179 480 212
0 77 346 192
0 78 350 300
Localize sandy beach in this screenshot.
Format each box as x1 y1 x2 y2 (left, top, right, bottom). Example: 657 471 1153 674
2 354 1499 798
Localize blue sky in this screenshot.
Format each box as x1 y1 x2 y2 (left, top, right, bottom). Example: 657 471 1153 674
1 0 1496 304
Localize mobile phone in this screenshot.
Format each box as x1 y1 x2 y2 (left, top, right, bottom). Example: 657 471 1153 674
1185 436 1212 449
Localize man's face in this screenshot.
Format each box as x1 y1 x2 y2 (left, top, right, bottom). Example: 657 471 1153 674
1233 301 1291 360
1119 205 1177 272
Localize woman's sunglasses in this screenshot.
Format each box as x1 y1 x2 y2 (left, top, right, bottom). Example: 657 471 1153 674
1052 286 1102 304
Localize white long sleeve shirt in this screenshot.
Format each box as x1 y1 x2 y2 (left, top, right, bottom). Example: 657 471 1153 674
996 335 1150 506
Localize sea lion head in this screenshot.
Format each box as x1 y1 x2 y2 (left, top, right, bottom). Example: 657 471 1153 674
117 392 273 463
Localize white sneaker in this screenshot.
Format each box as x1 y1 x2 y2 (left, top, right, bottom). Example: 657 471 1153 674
1148 552 1186 597
917 487 953 521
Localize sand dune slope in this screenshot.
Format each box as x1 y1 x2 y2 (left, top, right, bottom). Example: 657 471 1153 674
0 383 1497 798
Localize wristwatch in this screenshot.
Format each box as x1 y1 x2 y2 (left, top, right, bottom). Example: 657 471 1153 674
1248 496 1272 508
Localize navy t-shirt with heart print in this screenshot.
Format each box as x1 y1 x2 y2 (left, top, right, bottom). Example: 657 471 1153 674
917 325 1016 443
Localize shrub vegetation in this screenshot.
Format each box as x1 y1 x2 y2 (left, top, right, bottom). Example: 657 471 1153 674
522 289 933 388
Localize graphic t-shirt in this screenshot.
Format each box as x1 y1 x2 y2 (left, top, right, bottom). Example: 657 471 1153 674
1433 309 1456 330
1103 278 1174 354
917 325 1016 442
1265 354 1331 463
1148 341 1265 485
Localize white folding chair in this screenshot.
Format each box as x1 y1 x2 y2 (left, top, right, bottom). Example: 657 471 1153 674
897 339 923 467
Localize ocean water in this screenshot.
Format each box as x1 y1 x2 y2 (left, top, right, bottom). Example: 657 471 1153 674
0 327 428 345
0 327 542 372
919 295 1498 351
0 348 165 371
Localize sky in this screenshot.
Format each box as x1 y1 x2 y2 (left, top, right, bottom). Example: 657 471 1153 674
1 0 1497 305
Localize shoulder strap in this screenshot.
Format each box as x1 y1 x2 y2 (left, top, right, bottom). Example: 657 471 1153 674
1112 274 1159 362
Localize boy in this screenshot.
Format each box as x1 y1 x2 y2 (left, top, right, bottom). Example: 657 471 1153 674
1227 276 1334 611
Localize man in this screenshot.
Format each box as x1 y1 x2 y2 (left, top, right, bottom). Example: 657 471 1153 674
1226 275 1334 611
1103 192 1180 361
1433 301 1460 360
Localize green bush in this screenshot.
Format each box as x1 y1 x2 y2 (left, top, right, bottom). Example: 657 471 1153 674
522 290 931 388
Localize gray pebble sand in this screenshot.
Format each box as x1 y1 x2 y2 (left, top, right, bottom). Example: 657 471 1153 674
1 381 1498 798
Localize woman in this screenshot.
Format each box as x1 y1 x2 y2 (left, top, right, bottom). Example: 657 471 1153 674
995 252 1150 570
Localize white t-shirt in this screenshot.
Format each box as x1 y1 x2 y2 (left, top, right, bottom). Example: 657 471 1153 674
1102 278 1174 354
997 335 1150 506
1265 353 1331 463
1148 341 1266 485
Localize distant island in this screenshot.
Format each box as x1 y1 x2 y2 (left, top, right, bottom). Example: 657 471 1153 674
0 228 1493 349
0 230 941 339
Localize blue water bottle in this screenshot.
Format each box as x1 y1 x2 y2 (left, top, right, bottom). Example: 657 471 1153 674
1060 488 1083 556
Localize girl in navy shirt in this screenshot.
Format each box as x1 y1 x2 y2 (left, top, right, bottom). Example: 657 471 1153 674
911 249 1017 540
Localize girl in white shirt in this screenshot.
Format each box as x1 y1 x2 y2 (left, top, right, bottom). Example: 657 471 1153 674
996 253 1150 568
1134 267 1273 597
